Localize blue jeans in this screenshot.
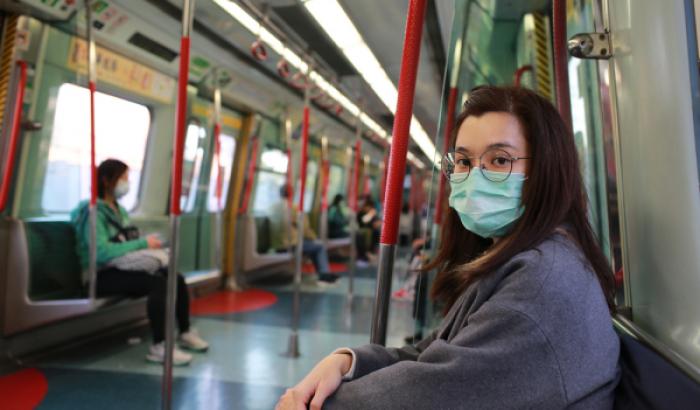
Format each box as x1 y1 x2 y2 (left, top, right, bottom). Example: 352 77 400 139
302 240 330 275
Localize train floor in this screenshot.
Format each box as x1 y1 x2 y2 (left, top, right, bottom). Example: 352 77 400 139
0 259 421 410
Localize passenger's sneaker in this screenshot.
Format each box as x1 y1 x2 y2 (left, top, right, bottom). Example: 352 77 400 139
318 273 340 283
356 259 370 268
146 342 192 365
179 329 209 352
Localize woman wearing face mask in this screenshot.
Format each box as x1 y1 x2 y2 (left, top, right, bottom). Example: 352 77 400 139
71 159 208 366
276 86 619 409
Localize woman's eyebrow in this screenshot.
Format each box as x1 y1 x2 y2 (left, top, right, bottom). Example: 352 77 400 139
455 146 471 155
487 142 517 150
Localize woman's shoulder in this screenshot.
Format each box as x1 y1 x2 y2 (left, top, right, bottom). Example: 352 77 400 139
492 232 598 307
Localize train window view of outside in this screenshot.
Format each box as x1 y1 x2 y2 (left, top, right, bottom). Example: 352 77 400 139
253 148 289 215
207 133 236 212
42 83 150 213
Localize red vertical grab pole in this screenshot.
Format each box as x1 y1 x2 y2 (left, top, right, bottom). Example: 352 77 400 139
298 105 310 211
0 61 27 213
286 148 294 208
213 122 223 206
434 87 458 225
351 140 361 211
239 138 259 215
371 0 427 346
89 80 97 206
321 159 330 212
169 36 191 216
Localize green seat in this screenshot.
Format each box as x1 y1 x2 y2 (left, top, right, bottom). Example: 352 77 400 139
24 221 84 300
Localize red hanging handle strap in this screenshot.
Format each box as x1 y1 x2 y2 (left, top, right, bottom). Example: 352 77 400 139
0 61 28 213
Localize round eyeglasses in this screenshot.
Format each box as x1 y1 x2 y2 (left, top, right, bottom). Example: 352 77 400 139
441 148 531 183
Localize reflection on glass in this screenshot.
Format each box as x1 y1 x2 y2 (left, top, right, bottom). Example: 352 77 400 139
207 134 236 212
42 83 150 213
181 123 207 213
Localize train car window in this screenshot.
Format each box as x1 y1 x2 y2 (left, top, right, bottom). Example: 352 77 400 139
181 123 207 213
207 133 236 212
42 83 150 213
252 148 289 215
327 164 345 203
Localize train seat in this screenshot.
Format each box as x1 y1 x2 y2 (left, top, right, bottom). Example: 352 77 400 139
24 220 85 301
326 237 351 250
242 214 292 272
614 331 700 409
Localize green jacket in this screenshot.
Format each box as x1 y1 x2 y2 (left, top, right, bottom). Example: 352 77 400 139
70 199 148 270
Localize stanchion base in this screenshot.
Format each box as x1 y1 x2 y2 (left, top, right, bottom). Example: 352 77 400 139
282 333 300 358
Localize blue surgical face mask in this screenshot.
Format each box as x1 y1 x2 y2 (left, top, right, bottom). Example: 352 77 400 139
448 169 526 238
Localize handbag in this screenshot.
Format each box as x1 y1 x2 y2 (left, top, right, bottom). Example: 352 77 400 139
99 207 169 274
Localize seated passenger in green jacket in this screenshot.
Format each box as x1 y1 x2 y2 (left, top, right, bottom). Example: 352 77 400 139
71 159 209 366
276 86 620 409
328 194 349 239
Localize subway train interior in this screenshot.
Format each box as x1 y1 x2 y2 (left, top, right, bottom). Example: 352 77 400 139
0 0 699 408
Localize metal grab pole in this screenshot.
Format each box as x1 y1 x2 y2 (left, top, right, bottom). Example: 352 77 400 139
285 85 310 358
553 0 572 130
213 69 223 270
371 0 427 346
348 114 362 301
84 0 98 307
163 1 195 408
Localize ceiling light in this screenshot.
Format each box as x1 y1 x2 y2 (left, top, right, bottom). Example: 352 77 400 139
304 0 437 164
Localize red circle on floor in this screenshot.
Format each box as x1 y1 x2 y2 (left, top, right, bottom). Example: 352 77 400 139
0 368 48 410
191 289 277 315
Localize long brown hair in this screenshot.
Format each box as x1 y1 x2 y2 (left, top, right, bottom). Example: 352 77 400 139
426 86 615 312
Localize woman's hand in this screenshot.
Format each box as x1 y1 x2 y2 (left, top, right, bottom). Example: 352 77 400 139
146 234 162 249
275 353 352 410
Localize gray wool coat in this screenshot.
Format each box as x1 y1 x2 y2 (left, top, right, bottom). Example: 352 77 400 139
325 233 620 409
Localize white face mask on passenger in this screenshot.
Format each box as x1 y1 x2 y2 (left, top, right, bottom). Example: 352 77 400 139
115 180 130 199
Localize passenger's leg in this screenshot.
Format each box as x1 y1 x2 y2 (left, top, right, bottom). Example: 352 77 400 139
148 275 167 344
302 240 337 282
175 273 190 334
97 268 165 343
303 240 331 274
